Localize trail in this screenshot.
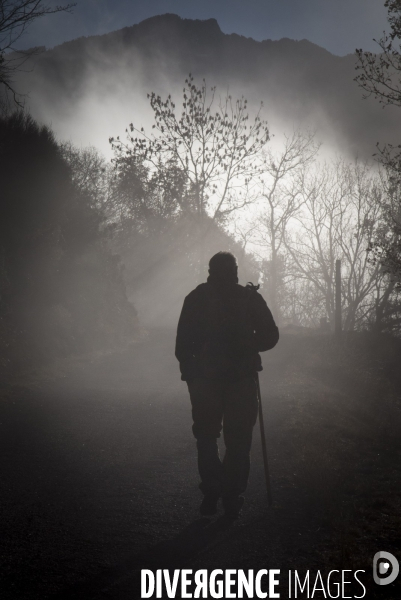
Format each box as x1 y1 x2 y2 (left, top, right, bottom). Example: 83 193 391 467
0 329 399 599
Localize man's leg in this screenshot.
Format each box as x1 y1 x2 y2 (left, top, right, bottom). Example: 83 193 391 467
187 378 224 508
222 376 259 515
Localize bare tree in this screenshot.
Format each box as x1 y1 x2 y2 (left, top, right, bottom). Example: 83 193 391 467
355 0 401 284
0 0 74 105
247 130 319 322
60 143 111 209
366 148 401 287
284 159 394 330
355 0 401 108
110 75 269 222
110 74 270 273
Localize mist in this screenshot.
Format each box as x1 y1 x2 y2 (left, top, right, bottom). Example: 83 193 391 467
11 14 401 160
2 13 400 388
7 13 400 331
2 11 401 600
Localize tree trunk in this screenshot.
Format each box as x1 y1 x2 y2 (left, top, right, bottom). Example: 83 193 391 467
335 259 342 338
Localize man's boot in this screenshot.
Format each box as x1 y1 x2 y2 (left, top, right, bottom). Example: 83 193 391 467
200 493 220 516
222 495 244 519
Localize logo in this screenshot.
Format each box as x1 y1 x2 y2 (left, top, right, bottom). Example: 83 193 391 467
373 552 399 586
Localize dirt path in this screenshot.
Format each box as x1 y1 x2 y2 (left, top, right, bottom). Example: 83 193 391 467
1 329 400 599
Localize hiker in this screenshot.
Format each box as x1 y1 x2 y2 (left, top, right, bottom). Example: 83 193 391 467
175 251 279 518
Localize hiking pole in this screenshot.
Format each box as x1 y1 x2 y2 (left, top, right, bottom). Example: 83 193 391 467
256 373 273 506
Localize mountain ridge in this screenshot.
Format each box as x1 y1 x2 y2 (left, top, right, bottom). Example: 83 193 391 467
13 13 401 157
40 13 339 59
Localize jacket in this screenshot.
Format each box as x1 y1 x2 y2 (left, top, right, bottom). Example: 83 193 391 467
175 280 279 381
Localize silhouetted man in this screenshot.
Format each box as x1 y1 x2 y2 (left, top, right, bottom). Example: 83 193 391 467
175 252 279 518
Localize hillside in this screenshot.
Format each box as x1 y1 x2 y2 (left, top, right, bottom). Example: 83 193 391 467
12 13 401 157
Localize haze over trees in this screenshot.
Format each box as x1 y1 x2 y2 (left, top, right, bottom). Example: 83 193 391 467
2 9 401 373
0 112 138 371
6 13 401 157
245 129 319 322
2 74 400 377
109 74 269 300
106 72 401 333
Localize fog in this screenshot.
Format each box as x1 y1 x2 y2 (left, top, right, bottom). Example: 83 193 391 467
11 14 401 159
3 14 401 599
3 13 401 346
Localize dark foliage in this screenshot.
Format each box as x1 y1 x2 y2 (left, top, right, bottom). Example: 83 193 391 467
0 112 138 370
355 0 401 287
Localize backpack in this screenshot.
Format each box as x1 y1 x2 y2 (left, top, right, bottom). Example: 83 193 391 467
197 283 259 378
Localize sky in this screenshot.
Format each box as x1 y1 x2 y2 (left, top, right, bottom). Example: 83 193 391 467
19 0 389 57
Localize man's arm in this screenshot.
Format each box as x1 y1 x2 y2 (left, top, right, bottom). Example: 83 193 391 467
252 292 279 352
175 291 199 381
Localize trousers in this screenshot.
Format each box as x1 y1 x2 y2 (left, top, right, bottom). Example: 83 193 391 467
187 376 259 498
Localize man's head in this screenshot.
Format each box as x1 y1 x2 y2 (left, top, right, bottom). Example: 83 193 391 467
208 251 238 280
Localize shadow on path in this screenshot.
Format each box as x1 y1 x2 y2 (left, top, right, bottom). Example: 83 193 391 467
54 516 236 599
